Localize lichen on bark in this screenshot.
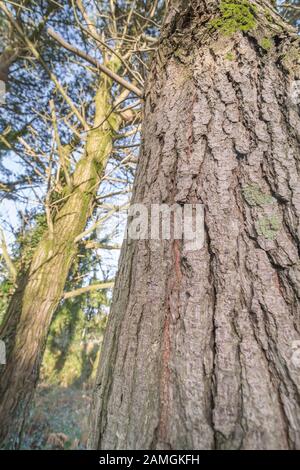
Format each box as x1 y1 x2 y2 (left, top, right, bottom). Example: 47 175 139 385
257 214 281 240
242 184 274 207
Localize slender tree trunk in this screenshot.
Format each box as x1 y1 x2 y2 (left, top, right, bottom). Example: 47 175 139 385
89 0 300 450
0 75 121 448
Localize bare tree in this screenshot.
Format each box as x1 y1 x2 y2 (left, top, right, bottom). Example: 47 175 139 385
0 0 163 448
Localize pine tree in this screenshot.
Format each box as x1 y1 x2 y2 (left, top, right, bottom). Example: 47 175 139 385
90 0 300 450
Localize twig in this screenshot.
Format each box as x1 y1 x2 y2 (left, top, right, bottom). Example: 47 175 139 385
47 28 144 98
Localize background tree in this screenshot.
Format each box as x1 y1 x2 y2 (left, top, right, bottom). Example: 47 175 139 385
279 0 300 29
0 0 164 448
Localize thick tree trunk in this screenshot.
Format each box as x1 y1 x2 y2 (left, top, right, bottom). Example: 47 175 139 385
0 76 121 448
89 0 300 450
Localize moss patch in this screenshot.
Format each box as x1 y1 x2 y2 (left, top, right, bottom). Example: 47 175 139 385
257 215 281 240
209 0 257 36
260 37 272 51
225 51 235 61
243 184 274 207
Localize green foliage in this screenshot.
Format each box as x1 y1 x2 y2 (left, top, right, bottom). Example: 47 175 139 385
0 213 48 326
41 292 108 387
16 213 48 269
0 279 14 326
242 185 274 206
210 0 257 36
257 215 281 240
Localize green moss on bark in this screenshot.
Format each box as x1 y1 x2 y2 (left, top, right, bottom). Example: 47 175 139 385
225 51 235 61
210 0 257 36
260 37 272 51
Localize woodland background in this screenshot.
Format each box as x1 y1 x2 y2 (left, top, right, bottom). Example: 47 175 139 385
0 0 299 449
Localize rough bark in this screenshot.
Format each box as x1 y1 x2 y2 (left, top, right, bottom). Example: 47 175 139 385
0 74 121 449
89 0 300 450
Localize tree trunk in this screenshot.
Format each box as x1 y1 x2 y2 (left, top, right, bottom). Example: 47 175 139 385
0 75 121 448
89 0 300 450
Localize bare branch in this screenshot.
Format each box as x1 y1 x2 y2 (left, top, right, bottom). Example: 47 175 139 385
47 28 144 99
63 280 114 299
0 1 88 129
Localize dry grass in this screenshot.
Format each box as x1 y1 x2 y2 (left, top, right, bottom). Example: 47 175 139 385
22 384 92 449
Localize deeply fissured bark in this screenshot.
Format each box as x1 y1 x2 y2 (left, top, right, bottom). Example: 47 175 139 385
90 0 300 450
